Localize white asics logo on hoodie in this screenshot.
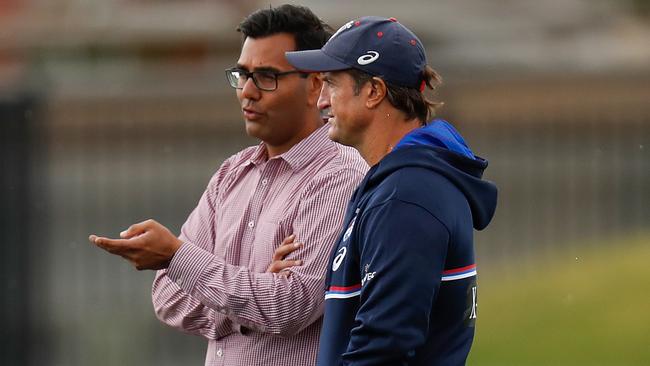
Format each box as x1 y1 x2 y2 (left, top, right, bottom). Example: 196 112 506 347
332 247 347 271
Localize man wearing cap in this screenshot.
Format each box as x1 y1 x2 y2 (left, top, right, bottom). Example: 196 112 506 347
284 16 498 365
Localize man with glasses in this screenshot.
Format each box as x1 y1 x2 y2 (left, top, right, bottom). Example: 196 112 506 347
225 68 306 92
88 5 367 365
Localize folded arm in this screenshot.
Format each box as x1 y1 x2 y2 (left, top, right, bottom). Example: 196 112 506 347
158 168 362 337
151 178 239 339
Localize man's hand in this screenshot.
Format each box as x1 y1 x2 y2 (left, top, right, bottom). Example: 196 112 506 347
266 234 303 276
89 219 183 270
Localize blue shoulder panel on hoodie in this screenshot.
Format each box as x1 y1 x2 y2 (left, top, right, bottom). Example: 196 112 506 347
395 119 476 160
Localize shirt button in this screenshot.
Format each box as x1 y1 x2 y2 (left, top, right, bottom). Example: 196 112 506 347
248 221 255 228
261 178 268 185
216 348 223 357
177 278 183 286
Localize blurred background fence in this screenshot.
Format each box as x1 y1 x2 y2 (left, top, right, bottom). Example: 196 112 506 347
1 0 649 365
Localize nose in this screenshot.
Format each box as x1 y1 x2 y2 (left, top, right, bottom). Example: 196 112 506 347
240 76 261 101
317 83 331 111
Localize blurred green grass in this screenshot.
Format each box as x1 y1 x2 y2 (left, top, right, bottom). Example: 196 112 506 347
469 233 650 366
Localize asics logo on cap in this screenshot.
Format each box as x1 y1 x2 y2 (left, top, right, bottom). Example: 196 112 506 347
357 51 379 65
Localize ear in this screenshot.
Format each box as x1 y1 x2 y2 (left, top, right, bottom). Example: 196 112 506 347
306 73 324 107
365 77 387 109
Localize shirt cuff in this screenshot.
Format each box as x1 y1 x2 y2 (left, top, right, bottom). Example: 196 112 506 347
166 241 214 293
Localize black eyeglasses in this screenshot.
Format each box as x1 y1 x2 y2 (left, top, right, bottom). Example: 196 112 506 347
225 67 306 91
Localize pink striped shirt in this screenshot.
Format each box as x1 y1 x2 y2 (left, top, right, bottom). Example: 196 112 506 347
152 124 368 366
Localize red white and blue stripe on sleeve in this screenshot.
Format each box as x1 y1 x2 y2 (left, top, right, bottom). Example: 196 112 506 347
325 284 362 300
325 264 476 300
441 264 477 282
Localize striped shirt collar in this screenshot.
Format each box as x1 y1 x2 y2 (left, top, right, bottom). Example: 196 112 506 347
249 123 334 171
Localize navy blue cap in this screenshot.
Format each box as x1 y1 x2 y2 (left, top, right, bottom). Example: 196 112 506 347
286 16 427 89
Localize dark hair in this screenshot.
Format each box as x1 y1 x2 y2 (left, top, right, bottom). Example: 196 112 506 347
345 66 443 123
237 4 332 51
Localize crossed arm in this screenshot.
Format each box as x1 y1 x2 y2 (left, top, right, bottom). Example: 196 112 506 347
90 224 301 340
89 169 358 338
89 223 300 273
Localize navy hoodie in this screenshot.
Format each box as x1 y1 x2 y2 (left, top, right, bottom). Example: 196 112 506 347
316 120 497 366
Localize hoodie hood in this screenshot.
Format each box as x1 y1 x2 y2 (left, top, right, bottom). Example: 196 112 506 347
363 120 497 230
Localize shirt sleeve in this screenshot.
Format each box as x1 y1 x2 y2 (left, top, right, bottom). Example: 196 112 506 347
341 199 450 365
164 167 363 337
152 164 239 340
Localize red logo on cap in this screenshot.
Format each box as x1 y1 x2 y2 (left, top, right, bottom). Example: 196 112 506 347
410 39 417 46
377 31 383 38
389 17 398 22
354 20 361 26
